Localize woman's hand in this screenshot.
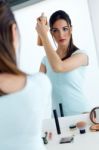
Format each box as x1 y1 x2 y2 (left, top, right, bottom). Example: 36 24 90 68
36 17 49 40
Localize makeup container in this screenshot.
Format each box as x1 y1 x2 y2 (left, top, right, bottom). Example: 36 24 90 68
48 132 52 140
76 121 86 134
90 124 99 131
69 124 76 130
69 124 77 136
42 131 48 144
69 124 77 134
37 12 47 46
42 137 48 144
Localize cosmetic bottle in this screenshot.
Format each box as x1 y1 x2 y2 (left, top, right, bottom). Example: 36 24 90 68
37 12 47 46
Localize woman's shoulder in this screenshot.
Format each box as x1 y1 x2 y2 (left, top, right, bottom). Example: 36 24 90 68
71 49 89 66
0 73 51 102
72 49 88 55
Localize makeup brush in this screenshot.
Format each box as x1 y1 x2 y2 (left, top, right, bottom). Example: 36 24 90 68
59 103 64 117
53 109 61 134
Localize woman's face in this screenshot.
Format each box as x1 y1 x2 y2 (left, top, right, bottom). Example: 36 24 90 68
51 19 72 47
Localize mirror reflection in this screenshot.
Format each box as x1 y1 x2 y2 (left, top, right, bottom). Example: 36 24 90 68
37 10 90 116
14 0 99 117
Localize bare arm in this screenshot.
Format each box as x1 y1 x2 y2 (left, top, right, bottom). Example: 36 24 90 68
41 36 88 72
36 20 88 73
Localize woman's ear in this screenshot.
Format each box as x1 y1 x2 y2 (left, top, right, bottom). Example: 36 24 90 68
11 24 18 50
12 24 17 42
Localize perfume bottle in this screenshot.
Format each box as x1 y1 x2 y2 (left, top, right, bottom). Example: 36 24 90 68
37 12 47 46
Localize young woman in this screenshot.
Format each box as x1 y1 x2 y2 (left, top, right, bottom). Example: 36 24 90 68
0 1 51 149
36 10 90 116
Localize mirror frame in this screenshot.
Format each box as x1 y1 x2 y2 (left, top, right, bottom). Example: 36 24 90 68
90 107 99 124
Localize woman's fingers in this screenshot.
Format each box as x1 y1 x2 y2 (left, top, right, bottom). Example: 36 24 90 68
36 17 49 38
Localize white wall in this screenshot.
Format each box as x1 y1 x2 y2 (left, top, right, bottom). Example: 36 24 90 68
13 0 99 113
88 0 99 63
86 0 99 107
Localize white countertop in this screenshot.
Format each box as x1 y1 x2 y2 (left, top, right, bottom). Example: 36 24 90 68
42 113 99 150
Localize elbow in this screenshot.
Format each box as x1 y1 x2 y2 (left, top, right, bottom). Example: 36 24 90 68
52 63 70 73
52 64 64 73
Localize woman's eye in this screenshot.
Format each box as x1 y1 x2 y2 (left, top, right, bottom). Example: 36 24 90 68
63 27 69 32
51 29 58 33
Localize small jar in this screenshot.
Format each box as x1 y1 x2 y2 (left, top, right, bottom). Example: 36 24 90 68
76 121 86 134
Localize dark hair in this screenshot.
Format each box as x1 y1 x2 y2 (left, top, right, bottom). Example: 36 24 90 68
49 10 78 59
0 1 25 95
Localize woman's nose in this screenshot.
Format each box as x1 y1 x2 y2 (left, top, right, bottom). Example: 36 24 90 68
58 30 64 37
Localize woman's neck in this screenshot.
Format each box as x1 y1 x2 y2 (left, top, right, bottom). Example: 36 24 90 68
56 46 68 59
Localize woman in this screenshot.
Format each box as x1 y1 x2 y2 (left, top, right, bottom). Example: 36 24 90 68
36 10 90 116
0 1 51 150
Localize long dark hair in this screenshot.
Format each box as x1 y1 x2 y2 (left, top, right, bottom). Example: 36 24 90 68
49 10 79 59
0 1 25 95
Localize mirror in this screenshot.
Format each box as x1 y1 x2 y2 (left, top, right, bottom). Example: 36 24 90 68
14 0 99 117
90 107 99 131
90 107 99 124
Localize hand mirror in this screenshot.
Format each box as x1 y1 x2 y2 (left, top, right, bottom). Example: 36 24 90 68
90 107 99 131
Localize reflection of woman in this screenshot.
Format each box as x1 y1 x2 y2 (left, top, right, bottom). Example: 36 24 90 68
0 1 51 149
36 10 90 116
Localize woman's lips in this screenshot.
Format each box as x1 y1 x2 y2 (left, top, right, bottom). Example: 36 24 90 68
59 39 66 42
